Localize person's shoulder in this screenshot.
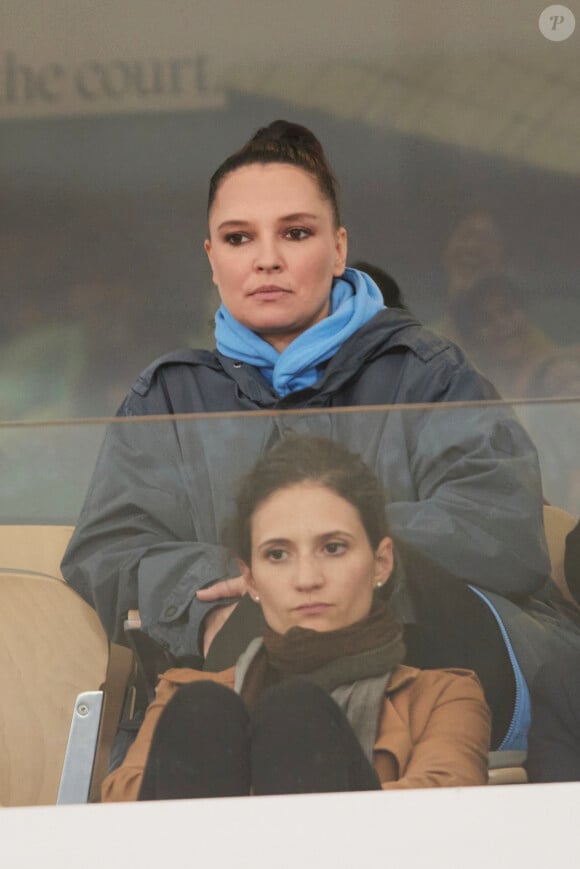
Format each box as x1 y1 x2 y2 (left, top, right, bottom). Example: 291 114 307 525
389 665 484 698
357 310 498 400
116 347 223 415
131 348 221 398
363 309 466 364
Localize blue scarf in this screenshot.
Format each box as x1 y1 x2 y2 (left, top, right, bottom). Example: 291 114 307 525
214 268 385 397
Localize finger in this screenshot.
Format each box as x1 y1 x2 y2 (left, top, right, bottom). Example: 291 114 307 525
196 576 245 601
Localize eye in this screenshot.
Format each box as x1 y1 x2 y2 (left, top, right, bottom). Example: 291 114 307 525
285 227 311 241
266 548 288 562
224 232 250 246
324 541 347 556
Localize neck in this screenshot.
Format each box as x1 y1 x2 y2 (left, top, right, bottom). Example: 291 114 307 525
255 300 331 353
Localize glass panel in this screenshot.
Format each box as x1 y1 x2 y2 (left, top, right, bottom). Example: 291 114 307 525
1 399 579 803
3 398 578 521
0 419 107 523
516 398 580 516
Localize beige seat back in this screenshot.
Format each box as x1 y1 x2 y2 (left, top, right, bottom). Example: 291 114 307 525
0 569 128 806
0 524 74 579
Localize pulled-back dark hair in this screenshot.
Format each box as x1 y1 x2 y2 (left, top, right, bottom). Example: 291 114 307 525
351 261 407 311
207 120 341 227
224 434 389 565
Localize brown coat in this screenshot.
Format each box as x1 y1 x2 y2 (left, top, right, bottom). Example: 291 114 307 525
102 664 490 802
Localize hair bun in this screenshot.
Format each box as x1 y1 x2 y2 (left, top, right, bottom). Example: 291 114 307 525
250 120 323 155
208 118 340 226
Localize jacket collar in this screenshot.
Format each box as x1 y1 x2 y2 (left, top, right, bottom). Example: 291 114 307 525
133 308 448 407
385 664 421 694
217 308 444 408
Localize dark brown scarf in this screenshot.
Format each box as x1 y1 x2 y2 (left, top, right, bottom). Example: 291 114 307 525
239 602 405 711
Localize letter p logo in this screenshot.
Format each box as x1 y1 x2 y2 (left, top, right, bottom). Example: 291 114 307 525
539 5 576 41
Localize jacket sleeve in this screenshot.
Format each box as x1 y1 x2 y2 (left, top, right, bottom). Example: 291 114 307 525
101 667 236 802
61 394 241 658
384 356 550 599
379 669 491 790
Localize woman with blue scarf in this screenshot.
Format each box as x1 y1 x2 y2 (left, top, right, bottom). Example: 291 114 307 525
62 120 580 759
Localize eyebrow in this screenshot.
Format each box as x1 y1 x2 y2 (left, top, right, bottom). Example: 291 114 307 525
278 212 321 223
257 537 291 550
257 530 354 549
217 212 321 232
318 530 355 542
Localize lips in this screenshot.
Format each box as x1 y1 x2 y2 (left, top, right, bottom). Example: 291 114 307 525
249 285 291 298
293 603 332 616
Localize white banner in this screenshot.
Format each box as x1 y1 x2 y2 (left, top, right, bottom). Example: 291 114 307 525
0 0 547 114
1 0 577 173
0 51 224 119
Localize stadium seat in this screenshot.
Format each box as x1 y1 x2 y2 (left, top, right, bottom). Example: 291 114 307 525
0 569 133 806
0 524 74 579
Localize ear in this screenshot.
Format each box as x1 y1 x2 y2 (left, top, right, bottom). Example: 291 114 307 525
204 238 217 285
240 559 258 599
373 536 394 588
333 226 348 277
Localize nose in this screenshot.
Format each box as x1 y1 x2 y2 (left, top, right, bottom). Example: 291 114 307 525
254 236 283 272
293 554 324 592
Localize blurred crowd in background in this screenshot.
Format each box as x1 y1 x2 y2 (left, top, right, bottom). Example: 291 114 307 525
0 189 215 421
432 208 580 402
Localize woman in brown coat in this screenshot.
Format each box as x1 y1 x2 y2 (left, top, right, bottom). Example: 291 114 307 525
102 436 490 802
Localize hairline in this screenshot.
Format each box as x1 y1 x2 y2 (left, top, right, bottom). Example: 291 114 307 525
207 159 342 230
245 478 379 564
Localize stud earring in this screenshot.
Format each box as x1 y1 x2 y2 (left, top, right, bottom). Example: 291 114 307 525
375 581 383 589
254 595 260 602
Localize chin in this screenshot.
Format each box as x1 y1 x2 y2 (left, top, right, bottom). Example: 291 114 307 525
295 615 341 632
